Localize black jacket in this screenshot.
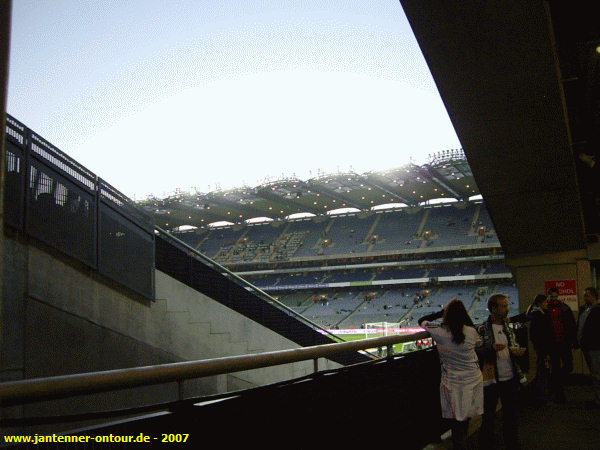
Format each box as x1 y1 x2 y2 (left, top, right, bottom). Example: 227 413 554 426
579 304 600 351
527 306 553 357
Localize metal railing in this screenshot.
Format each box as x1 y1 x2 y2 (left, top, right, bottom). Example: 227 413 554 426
0 330 429 408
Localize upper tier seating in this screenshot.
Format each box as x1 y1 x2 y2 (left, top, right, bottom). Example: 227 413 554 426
421 204 478 247
483 261 512 274
368 209 424 251
318 214 377 255
476 207 501 244
172 202 501 264
196 227 246 259
287 219 330 257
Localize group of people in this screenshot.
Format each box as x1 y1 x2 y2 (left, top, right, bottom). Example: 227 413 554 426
418 287 600 449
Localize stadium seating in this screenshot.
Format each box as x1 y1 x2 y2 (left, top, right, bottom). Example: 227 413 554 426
193 226 245 259
322 270 374 283
287 218 330 257
476 207 501 244
421 204 478 247
174 201 516 332
301 291 367 328
173 202 502 265
368 209 424 251
272 282 519 330
483 261 511 274
321 214 377 254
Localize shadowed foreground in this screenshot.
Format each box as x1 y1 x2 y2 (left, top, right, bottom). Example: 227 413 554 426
423 376 600 450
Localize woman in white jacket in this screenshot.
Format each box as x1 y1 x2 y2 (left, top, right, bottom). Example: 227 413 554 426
419 299 483 449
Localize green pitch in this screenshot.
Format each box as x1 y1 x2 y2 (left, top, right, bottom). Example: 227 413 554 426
335 333 407 354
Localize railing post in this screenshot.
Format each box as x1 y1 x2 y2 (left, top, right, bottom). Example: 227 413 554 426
386 345 394 360
313 358 319 373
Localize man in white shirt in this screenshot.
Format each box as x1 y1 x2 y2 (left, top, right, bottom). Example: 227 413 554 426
477 294 524 450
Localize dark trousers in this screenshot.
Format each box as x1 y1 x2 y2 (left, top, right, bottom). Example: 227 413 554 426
450 419 469 450
583 349 600 405
480 378 520 450
533 354 550 403
549 343 573 401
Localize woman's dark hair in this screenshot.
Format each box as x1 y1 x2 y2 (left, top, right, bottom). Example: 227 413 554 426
533 294 547 306
442 298 474 344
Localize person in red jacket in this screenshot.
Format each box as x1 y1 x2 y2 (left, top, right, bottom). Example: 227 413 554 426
546 287 577 403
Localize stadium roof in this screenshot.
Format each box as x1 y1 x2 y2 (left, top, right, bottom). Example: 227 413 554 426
400 0 600 258
139 149 480 230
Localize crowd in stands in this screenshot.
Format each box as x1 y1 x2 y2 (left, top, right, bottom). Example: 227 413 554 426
270 282 519 330
174 203 500 264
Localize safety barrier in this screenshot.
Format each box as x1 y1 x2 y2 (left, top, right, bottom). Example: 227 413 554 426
3 115 155 299
0 330 430 408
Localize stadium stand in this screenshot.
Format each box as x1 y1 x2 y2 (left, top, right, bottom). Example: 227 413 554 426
129 150 519 342
422 203 478 247
483 260 512 274
286 218 329 257
368 208 424 251
178 198 514 332
175 202 503 264
320 213 377 255
197 226 245 259
475 205 500 244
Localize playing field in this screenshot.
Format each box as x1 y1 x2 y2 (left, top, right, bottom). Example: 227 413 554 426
336 333 409 354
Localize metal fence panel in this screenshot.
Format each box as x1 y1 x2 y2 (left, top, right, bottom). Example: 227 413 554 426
4 140 24 229
29 131 97 193
99 179 154 233
4 116 26 230
4 114 156 299
155 234 192 285
25 158 97 268
98 204 155 299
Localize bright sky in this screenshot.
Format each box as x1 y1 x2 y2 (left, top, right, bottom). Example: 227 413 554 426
7 0 461 200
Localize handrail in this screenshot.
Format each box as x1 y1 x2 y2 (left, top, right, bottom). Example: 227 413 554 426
0 330 430 407
154 226 349 344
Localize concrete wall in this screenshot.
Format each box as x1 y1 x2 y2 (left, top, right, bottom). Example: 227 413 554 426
1 233 341 425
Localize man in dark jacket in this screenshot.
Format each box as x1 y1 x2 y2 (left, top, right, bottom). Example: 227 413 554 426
578 287 600 408
546 287 577 403
527 294 553 404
